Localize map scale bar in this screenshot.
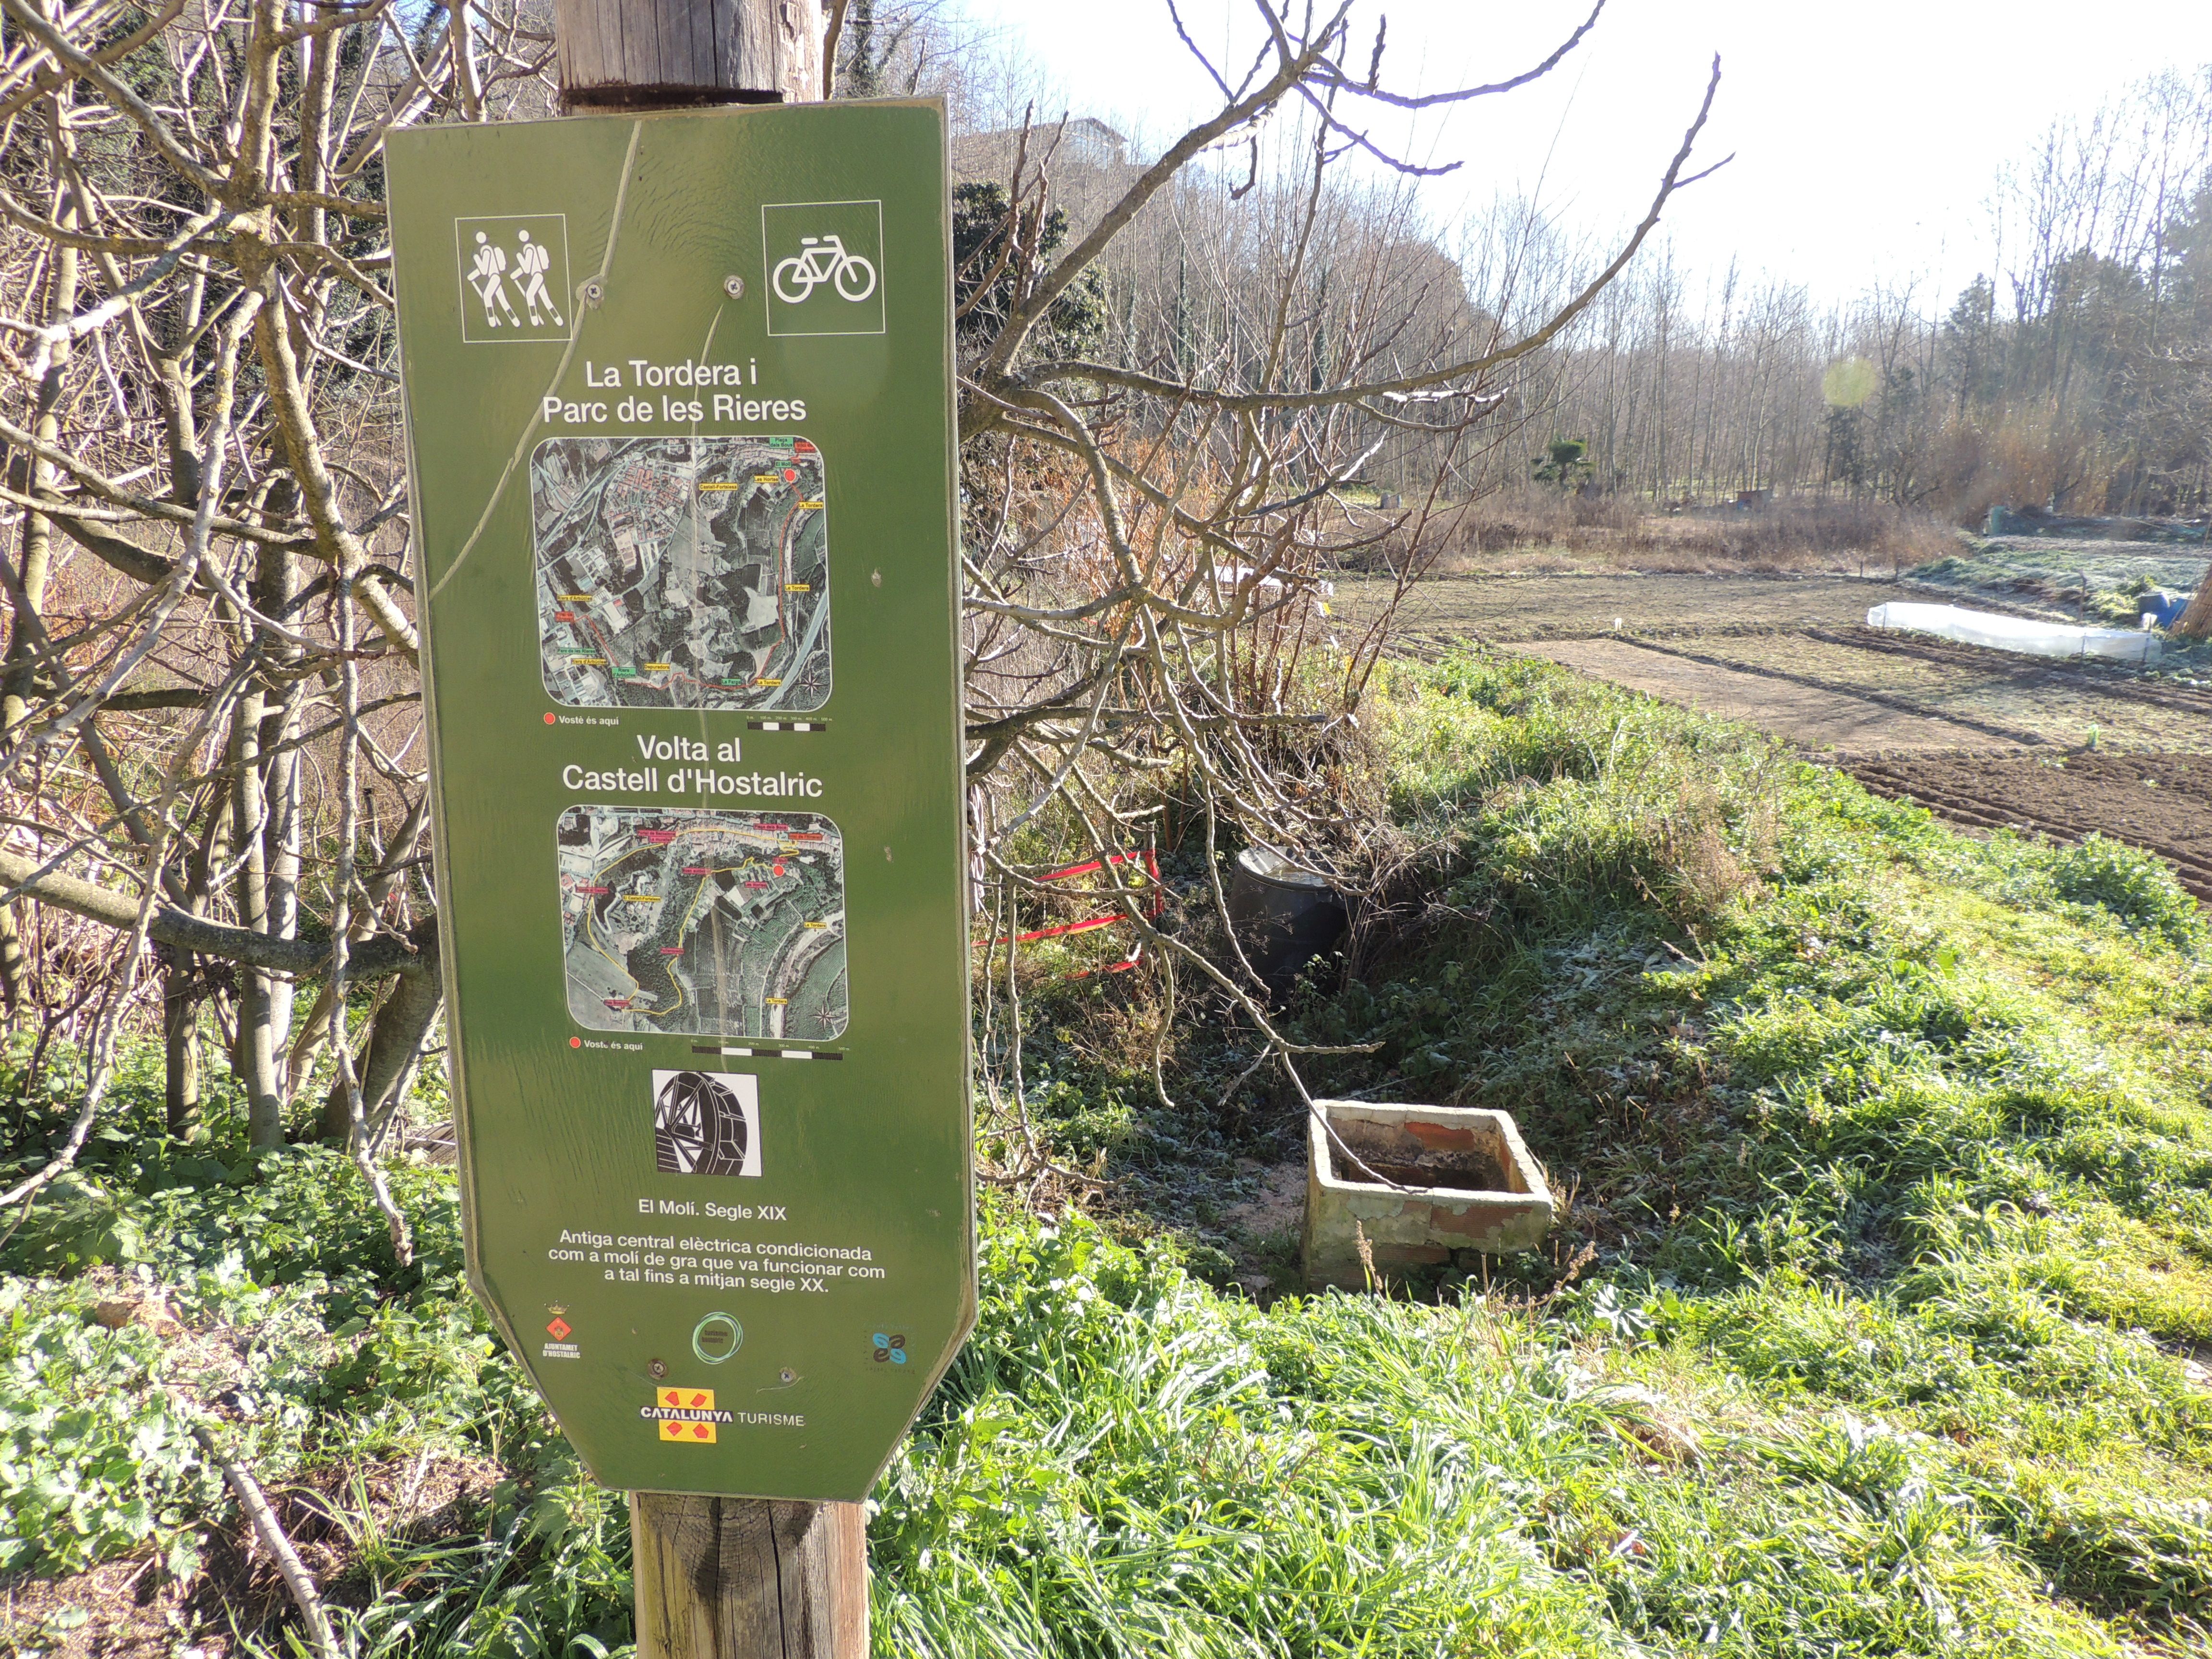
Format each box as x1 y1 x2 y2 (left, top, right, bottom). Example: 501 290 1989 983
692 1045 846 1061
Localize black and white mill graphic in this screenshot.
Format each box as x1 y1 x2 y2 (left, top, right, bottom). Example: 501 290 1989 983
653 1070 759 1177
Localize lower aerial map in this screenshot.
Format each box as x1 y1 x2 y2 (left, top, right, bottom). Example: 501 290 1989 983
531 434 829 711
557 805 847 1040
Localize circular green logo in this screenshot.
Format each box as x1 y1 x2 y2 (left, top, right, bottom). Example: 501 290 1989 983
692 1312 743 1365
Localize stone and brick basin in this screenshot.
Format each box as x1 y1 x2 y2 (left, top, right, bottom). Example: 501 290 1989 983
1302 1101 1554 1291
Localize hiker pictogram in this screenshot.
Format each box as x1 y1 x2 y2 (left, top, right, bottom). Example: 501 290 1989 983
455 214 570 342
514 229 565 326
468 231 521 327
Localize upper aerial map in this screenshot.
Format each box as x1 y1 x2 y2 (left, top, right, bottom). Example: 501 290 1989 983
530 434 830 711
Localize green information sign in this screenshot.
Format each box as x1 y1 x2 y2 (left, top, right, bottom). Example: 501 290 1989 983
385 103 972 1501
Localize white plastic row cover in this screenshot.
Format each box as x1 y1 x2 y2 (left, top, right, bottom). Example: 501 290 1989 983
1866 601 2162 664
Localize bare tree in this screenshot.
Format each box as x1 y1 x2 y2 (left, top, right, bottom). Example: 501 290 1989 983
1502 64 2212 521
943 3 1726 1173
0 0 561 1249
0 0 1725 1229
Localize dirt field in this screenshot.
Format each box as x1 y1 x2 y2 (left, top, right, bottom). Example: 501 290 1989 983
1573 629 2212 754
1349 569 2212 901
1847 750 2212 899
1529 637 2031 753
1337 571 1922 649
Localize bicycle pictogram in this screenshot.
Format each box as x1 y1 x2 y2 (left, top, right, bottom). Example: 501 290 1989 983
763 201 884 337
772 235 878 306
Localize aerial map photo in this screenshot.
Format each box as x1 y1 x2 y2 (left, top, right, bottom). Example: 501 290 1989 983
531 434 829 711
557 805 847 1041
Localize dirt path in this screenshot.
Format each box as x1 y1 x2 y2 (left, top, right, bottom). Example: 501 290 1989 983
1519 638 2029 755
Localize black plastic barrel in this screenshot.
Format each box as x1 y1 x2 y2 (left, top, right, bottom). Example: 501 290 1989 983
1226 847 1348 998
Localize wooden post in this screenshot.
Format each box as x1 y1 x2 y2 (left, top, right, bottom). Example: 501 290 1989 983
541 5 864 1655
553 0 823 110
631 1494 869 1659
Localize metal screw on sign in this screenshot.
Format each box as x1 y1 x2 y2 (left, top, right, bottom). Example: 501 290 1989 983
723 275 745 299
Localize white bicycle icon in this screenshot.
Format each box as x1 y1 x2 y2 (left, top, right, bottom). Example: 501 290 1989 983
772 234 878 305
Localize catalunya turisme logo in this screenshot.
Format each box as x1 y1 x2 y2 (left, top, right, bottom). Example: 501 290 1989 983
642 1385 734 1443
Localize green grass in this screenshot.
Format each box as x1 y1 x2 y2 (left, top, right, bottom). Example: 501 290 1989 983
3 649 2209 1656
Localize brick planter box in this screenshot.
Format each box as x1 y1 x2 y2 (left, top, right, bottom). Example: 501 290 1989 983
1302 1101 1554 1291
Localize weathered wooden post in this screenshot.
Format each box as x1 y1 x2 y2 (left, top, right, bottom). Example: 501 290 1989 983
552 0 824 112
629 1492 867 1659
383 3 973 1656
555 12 856 1654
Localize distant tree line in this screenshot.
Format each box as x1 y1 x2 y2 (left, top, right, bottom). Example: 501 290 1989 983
1490 67 2212 521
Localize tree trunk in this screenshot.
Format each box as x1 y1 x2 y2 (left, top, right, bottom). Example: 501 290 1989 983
229 685 286 1147
168 809 224 1138
319 967 444 1145
164 959 201 1138
2175 566 2212 642
542 6 860 1654
630 1496 867 1659
256 543 303 1083
0 117 83 1013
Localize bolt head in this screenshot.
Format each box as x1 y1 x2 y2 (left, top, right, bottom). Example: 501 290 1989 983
723 275 745 299
647 1358 667 1380
580 279 605 307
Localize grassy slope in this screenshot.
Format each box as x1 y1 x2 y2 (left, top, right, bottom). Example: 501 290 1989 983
3 652 2209 1657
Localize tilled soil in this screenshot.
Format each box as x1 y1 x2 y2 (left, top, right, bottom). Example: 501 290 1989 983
1804 628 2212 720
1846 750 2212 901
1537 632 2212 891
1600 629 2212 754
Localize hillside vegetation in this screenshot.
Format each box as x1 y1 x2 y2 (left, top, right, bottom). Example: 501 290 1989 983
5 656 2209 1657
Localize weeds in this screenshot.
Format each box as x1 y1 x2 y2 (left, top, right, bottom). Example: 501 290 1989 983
1393 490 1962 576
3 649 2208 1656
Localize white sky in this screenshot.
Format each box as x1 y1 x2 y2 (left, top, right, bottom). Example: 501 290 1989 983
950 0 2212 313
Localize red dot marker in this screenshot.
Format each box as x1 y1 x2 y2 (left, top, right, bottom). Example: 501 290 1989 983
544 712 557 724
783 468 799 483
569 1036 581 1049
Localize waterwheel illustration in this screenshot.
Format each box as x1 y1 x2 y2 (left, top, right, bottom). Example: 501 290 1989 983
655 1070 748 1175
